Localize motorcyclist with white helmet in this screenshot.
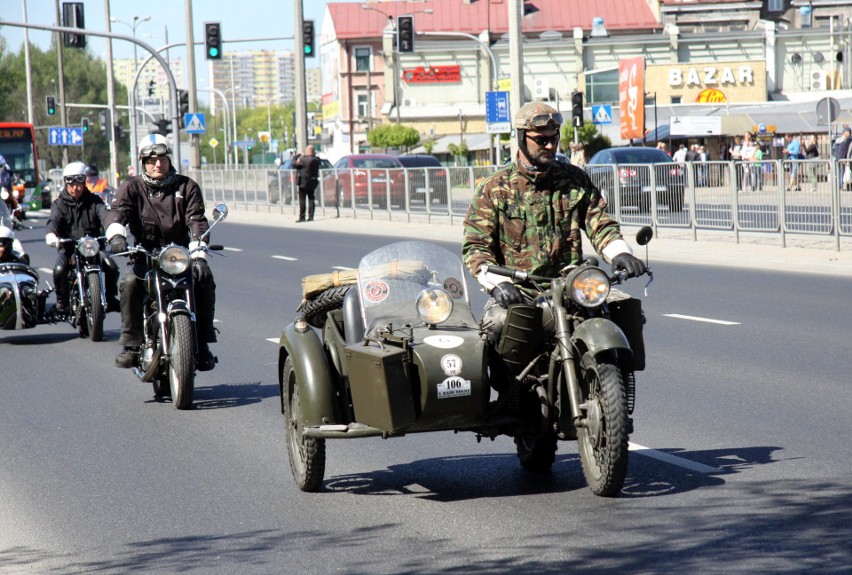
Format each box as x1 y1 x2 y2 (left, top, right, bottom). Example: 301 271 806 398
45 161 119 315
105 134 217 371
0 224 28 265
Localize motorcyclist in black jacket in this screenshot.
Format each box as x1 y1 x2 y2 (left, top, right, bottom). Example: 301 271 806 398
45 161 120 315
105 134 217 371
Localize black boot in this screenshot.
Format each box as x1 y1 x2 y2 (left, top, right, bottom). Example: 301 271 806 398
115 346 140 369
197 342 217 372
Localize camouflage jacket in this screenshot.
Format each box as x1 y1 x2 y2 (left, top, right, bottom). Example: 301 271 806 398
462 160 624 278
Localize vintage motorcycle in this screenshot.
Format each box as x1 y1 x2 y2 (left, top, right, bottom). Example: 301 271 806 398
1 182 27 230
56 235 116 341
116 203 228 409
279 227 653 496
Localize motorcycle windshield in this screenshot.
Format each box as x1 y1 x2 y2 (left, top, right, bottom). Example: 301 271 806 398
357 241 471 334
0 199 12 229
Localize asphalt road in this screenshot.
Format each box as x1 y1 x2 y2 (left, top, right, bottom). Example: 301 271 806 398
1 209 850 574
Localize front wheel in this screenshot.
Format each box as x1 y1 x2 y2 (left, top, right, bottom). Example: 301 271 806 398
283 356 326 491
168 314 195 410
85 271 105 342
577 352 629 497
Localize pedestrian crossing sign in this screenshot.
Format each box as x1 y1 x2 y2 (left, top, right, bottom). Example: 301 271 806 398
592 105 612 125
184 113 206 134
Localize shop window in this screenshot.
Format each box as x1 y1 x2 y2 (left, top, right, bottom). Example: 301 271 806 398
584 68 619 105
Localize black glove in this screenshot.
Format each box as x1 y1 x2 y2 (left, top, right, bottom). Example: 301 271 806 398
611 253 647 278
109 236 128 254
192 259 212 284
489 282 525 308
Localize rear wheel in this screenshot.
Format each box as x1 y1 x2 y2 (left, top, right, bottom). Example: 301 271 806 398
85 271 105 342
283 356 326 491
168 315 195 410
577 352 629 497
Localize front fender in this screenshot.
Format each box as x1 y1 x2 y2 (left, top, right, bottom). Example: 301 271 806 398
278 322 338 426
572 317 631 360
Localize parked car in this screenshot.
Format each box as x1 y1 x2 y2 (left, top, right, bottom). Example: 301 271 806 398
322 154 406 209
586 146 686 213
397 154 448 204
269 156 333 205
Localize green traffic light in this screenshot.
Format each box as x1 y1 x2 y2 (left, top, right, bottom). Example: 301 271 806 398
209 47 219 58
304 46 312 55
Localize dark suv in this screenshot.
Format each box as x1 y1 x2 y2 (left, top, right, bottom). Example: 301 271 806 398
397 154 448 204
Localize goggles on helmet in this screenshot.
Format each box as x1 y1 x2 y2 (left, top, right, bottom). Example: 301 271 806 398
64 175 87 184
527 112 563 128
139 143 171 158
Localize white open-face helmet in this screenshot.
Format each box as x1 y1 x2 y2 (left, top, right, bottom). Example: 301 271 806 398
63 161 88 179
138 133 173 163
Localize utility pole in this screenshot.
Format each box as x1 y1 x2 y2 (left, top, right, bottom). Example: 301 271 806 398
294 0 308 152
184 0 201 169
53 0 69 167
22 0 34 125
508 0 525 161
103 2 118 183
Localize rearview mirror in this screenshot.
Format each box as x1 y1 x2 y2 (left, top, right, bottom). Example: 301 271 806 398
635 226 653 246
212 203 229 222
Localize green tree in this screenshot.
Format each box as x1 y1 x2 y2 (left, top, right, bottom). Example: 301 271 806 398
561 123 611 159
367 123 419 151
0 36 129 174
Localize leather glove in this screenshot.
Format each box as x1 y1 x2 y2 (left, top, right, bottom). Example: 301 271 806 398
611 253 647 278
489 282 525 308
109 236 128 254
192 259 212 284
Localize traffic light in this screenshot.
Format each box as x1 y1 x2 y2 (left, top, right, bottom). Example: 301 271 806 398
302 20 315 58
147 80 156 97
46 96 56 116
152 119 172 136
113 124 124 140
571 91 584 128
178 90 189 127
397 16 414 53
204 22 222 60
81 117 89 132
62 2 86 49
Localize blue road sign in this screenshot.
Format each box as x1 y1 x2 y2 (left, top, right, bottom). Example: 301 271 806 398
184 113 206 134
233 140 255 148
48 127 84 146
591 105 613 125
486 91 511 133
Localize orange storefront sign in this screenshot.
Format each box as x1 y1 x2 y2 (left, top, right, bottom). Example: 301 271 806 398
402 66 461 84
696 88 728 103
619 57 645 141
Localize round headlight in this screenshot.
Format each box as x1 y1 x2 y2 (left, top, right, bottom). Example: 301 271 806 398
0 189 8 200
570 267 611 307
159 245 190 275
416 287 454 325
76 236 100 258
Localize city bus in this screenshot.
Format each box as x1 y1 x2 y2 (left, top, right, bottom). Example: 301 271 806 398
0 122 46 210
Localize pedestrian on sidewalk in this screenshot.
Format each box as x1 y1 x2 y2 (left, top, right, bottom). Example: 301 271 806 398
294 145 320 222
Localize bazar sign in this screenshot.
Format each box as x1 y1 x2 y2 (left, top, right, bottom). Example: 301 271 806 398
669 65 754 87
402 65 461 84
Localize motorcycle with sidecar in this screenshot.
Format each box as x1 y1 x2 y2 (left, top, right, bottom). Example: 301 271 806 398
278 228 654 496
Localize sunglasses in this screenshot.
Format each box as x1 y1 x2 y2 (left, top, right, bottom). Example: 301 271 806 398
139 143 170 158
64 175 87 184
528 112 563 128
526 133 560 147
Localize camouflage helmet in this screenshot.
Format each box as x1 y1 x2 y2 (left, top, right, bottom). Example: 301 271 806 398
513 102 563 130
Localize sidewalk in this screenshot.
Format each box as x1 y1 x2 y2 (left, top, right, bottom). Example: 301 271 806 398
225 207 852 278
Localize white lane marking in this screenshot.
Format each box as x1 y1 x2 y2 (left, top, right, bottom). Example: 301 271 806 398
272 255 297 261
266 337 279 344
224 247 242 252
332 265 354 270
214 319 222 323
663 313 740 326
629 442 719 473
38 267 52 274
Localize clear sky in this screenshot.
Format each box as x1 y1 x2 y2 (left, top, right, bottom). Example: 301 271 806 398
1 0 360 104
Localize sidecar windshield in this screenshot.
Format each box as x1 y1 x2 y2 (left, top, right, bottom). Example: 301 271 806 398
357 241 471 334
0 199 12 230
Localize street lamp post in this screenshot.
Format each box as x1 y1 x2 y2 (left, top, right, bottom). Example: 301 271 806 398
225 86 240 165
111 15 150 154
199 88 232 168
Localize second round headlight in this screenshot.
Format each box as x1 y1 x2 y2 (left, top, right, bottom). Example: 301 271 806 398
416 288 454 325
570 267 610 307
159 245 190 275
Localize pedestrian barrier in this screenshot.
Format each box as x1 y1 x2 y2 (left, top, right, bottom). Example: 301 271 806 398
188 158 852 250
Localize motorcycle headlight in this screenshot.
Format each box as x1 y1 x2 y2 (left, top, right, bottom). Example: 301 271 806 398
416 287 454 325
569 267 611 308
76 236 100 257
0 189 8 200
159 245 190 275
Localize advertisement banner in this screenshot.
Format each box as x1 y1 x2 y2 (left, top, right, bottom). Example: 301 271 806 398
619 56 645 141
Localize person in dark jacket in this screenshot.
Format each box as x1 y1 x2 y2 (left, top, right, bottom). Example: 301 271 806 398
294 145 321 222
105 134 217 370
45 161 119 315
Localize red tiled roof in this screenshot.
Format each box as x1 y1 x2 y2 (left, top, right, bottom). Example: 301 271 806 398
328 0 661 40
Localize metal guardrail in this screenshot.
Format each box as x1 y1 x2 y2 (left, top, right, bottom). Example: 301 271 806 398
188 159 852 250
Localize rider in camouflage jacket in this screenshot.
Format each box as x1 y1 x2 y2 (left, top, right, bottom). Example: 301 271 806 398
462 102 646 308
